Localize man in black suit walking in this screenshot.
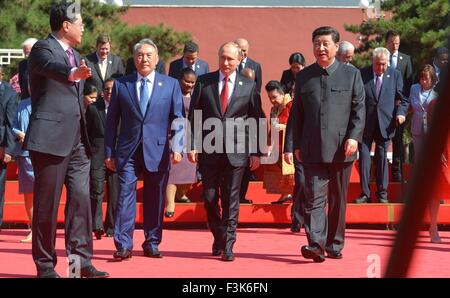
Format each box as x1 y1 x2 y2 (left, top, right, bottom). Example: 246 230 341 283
168 41 209 79
0 66 17 230
385 30 413 182
188 42 263 262
355 47 408 204
84 34 125 92
85 78 119 239
286 26 365 262
24 2 108 278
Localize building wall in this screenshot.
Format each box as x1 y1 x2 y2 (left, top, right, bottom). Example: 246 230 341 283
122 7 364 113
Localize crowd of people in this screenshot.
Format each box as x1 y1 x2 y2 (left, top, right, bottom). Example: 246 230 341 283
0 1 448 277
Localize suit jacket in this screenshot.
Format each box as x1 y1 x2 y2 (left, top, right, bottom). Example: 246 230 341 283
243 57 262 93
85 97 108 170
189 71 263 167
23 34 91 157
104 72 185 172
408 83 438 136
286 60 365 163
18 59 30 99
84 52 124 91
0 82 18 155
125 57 166 76
280 69 295 94
361 66 409 140
168 57 209 79
393 51 413 97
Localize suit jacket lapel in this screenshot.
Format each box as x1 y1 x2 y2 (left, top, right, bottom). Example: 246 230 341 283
97 98 106 129
145 72 162 118
212 71 222 117
368 70 378 102
104 54 112 80
48 35 71 67
125 74 143 119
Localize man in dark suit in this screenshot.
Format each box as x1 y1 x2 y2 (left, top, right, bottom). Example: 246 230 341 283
385 30 413 182
105 39 185 261
286 26 365 262
235 38 262 94
168 41 209 79
84 34 124 92
355 47 409 204
125 39 166 75
24 2 108 278
432 46 448 81
85 78 118 239
188 42 263 262
18 38 38 100
0 67 17 230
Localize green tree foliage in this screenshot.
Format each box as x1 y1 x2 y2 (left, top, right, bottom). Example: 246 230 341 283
345 0 449 70
0 0 192 78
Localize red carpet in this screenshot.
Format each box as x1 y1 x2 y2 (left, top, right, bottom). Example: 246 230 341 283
0 228 449 278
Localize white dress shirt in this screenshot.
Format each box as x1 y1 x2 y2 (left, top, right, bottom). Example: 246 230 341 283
218 71 237 103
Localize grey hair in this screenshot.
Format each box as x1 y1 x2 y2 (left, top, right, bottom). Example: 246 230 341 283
133 38 158 55
372 47 390 59
337 41 355 54
218 42 241 58
22 38 38 48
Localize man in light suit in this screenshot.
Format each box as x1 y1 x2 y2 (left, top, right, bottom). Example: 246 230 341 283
105 39 185 260
385 30 413 182
355 48 409 204
168 41 209 79
0 67 17 230
24 2 108 278
188 42 263 262
84 34 125 92
286 26 365 262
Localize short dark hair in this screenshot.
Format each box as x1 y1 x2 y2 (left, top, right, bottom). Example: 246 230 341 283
178 67 196 80
385 30 400 42
83 83 98 96
96 34 111 47
50 1 79 32
312 26 340 43
265 80 284 94
289 52 306 66
102 78 115 88
184 42 199 54
435 46 449 58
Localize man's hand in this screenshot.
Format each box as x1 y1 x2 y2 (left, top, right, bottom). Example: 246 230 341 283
284 152 294 165
188 150 198 163
16 132 25 144
396 115 406 125
294 149 302 162
172 152 182 164
105 158 116 172
73 59 92 81
3 154 11 164
344 138 358 157
249 156 260 171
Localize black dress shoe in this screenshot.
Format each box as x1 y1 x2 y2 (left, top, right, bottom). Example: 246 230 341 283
240 198 253 204
80 266 110 278
326 250 343 259
94 229 104 240
212 242 223 256
301 245 325 263
113 248 132 260
221 251 235 262
144 248 163 258
378 197 389 203
37 268 60 278
290 223 301 233
354 194 370 204
164 211 174 218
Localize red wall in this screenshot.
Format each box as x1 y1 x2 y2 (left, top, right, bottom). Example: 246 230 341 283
122 7 364 113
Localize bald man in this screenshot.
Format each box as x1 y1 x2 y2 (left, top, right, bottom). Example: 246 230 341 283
235 38 262 93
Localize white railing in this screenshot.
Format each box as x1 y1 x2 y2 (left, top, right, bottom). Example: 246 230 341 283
0 49 24 65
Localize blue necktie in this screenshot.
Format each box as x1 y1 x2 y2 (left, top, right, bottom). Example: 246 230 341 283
140 78 149 116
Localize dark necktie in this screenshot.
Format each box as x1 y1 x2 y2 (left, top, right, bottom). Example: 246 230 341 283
375 75 382 99
140 78 149 116
220 76 229 115
66 48 76 67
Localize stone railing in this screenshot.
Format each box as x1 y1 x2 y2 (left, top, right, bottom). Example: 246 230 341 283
0 49 24 65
